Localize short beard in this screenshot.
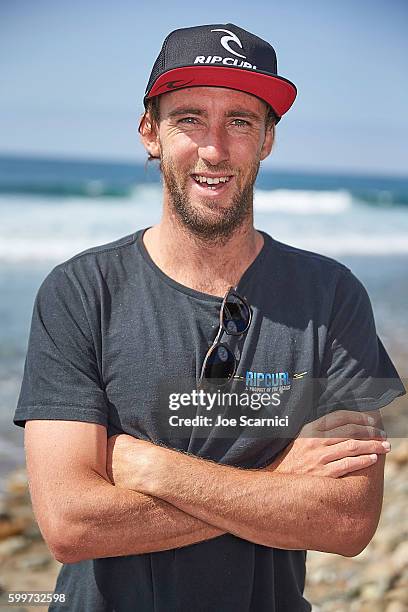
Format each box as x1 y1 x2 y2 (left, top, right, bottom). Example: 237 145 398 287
161 155 260 244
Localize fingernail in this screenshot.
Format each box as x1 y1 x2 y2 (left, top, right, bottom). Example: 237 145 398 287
380 430 387 439
368 416 376 425
382 441 391 450
370 454 378 461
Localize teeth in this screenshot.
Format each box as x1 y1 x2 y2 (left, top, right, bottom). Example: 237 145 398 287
194 175 230 185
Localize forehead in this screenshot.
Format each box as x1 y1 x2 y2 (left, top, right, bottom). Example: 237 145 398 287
158 86 267 115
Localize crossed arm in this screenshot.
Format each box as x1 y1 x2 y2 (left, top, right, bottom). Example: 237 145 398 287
24 410 388 564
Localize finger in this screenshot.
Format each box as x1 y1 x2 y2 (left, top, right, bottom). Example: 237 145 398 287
359 410 383 428
321 423 387 442
315 410 378 432
321 439 391 463
325 453 379 478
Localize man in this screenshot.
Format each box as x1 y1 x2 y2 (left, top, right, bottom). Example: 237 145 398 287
14 23 405 612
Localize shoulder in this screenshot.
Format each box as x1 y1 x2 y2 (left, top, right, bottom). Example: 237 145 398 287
262 233 370 308
266 235 350 276
61 231 139 270
36 230 143 300
44 230 141 278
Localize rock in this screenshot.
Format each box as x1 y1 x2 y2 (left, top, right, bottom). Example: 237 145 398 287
0 517 27 540
395 480 408 495
353 541 378 560
361 559 394 580
322 600 349 612
382 503 405 524
394 566 408 587
8 505 35 522
343 585 361 601
0 498 11 521
307 567 338 584
6 469 29 496
390 440 408 465
392 541 408 572
351 601 385 612
16 554 51 570
23 523 43 541
361 582 388 600
385 587 408 605
386 602 408 612
372 524 405 554
0 535 29 558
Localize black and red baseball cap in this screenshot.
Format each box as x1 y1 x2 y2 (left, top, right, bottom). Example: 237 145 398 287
144 23 297 123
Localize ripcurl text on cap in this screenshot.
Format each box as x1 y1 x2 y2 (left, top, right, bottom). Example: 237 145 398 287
144 23 297 123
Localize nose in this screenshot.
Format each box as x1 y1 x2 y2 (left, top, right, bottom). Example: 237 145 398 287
197 124 230 166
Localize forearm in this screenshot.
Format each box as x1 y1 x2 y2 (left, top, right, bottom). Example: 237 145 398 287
142 449 381 556
55 469 224 563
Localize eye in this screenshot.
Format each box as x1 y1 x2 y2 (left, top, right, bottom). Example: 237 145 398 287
178 117 198 124
232 119 250 127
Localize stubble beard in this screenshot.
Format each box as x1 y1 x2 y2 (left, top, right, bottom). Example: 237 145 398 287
160 153 260 244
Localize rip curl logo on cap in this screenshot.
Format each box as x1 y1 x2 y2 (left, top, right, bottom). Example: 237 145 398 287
156 79 194 92
211 28 246 59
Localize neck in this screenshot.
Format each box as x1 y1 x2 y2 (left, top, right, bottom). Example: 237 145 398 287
142 201 264 298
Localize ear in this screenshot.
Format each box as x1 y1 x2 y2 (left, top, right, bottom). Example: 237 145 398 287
260 124 275 161
139 112 161 159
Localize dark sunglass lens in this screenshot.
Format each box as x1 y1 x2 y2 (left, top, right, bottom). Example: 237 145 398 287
204 345 235 382
223 295 250 334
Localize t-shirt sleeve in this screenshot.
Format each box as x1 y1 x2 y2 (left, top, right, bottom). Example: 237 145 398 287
314 268 406 418
13 265 109 428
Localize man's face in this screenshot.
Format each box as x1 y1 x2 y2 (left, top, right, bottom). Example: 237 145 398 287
145 87 274 241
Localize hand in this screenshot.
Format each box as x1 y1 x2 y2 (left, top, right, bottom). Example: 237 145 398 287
106 434 165 494
264 410 390 478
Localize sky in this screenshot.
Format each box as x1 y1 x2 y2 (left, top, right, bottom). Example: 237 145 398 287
1 0 407 175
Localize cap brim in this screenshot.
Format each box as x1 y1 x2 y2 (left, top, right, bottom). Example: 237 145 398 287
145 66 297 120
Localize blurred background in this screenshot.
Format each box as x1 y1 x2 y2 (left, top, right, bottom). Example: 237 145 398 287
0 1 407 610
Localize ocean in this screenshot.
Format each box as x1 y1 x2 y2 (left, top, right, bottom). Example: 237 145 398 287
0 155 407 493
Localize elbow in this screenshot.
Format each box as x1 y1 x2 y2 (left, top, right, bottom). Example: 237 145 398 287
334 514 380 558
51 540 82 565
339 539 369 558
46 519 86 564
337 539 367 558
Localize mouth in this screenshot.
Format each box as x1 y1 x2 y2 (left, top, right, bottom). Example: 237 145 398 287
190 174 235 195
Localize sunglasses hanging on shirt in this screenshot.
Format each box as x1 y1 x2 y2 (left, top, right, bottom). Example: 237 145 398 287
198 287 252 388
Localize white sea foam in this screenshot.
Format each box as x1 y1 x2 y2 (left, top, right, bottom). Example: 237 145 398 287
0 187 407 261
254 189 353 214
276 235 408 255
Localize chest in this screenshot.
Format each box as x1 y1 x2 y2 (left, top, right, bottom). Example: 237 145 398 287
100 286 323 465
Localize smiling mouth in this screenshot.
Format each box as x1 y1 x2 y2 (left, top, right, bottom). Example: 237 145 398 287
191 174 234 190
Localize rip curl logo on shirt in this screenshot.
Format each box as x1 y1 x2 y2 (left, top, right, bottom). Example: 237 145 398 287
245 370 292 394
234 370 307 393
293 371 308 380
240 370 308 394
210 28 246 58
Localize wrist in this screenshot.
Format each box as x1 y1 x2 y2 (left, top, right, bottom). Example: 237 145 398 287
131 441 170 496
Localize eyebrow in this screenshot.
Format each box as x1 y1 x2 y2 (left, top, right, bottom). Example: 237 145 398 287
226 109 262 120
167 107 204 118
167 107 263 120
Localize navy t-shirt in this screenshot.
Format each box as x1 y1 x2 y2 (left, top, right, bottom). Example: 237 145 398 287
14 228 406 611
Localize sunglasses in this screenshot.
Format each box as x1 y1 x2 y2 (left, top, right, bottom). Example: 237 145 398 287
198 287 252 387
